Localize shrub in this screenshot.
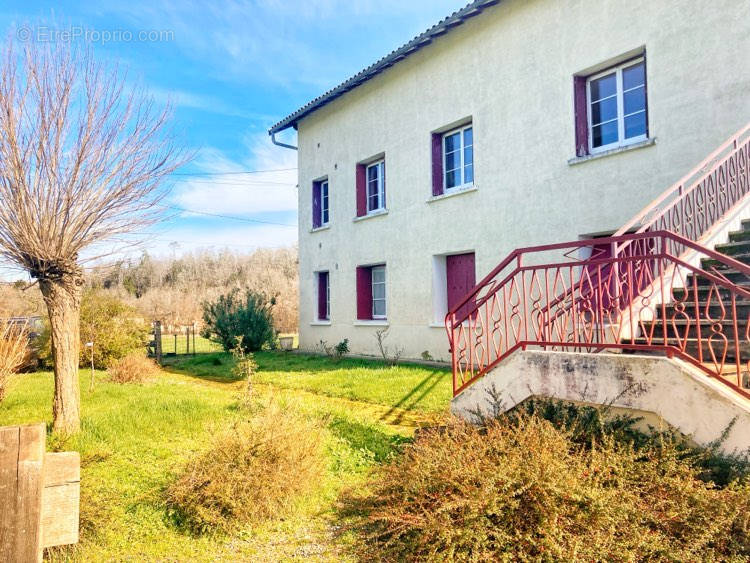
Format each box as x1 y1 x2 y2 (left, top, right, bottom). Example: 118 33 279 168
341 414 750 561
36 290 149 369
318 338 349 361
107 352 160 384
0 319 29 401
201 289 276 353
167 405 325 534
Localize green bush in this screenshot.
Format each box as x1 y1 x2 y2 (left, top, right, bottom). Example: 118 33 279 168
36 291 149 369
341 411 750 561
201 289 276 353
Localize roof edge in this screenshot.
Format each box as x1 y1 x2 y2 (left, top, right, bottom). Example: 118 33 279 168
268 0 500 135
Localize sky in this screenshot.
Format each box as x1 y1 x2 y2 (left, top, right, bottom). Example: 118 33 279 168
0 0 468 278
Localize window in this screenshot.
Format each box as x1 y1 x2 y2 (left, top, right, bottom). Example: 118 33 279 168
316 271 329 321
581 57 648 154
443 124 473 190
366 160 386 213
312 179 329 228
371 265 386 318
356 264 386 320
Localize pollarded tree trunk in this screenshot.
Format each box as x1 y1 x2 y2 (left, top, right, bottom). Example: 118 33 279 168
39 274 83 434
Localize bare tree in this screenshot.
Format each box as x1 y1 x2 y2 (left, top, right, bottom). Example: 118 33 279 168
0 39 184 433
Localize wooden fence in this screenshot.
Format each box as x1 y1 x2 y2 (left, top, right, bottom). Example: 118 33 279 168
0 424 80 562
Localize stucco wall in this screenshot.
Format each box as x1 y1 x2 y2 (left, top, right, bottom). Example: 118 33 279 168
295 0 750 360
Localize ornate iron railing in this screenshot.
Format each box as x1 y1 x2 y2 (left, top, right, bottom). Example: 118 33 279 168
446 123 750 398
446 231 750 398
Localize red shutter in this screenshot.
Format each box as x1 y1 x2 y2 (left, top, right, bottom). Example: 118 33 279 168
356 164 367 217
317 271 329 320
446 253 476 321
574 76 589 157
356 266 372 320
312 181 321 228
431 133 443 196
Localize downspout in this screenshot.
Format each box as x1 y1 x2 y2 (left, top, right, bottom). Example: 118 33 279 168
271 131 298 151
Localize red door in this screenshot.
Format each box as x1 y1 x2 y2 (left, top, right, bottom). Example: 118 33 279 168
447 253 476 321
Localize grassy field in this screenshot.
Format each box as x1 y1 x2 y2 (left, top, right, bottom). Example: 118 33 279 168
0 351 451 561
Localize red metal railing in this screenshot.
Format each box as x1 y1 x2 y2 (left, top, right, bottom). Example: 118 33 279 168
447 123 750 397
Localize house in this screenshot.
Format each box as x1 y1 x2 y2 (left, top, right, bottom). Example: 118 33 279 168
269 0 750 388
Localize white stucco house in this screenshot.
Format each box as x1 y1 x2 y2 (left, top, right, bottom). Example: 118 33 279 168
269 0 750 364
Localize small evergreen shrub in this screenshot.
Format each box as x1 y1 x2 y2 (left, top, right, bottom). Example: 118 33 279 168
341 411 750 561
166 404 325 534
201 289 276 353
107 352 160 384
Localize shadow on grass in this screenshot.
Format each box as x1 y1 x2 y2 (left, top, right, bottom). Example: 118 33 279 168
378 370 448 425
328 416 410 463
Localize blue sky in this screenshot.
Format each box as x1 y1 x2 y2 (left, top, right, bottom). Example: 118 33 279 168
0 0 467 269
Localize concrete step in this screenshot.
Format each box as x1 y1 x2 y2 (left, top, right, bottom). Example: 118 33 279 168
688 269 750 286
645 318 746 341
728 229 750 243
673 285 750 302
701 253 750 269
632 335 750 361
712 239 750 257
662 301 750 318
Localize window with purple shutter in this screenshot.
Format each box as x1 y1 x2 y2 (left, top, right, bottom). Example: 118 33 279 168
431 133 443 196
574 54 648 156
446 252 476 321
317 271 329 320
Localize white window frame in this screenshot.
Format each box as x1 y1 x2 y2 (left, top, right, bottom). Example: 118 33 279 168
586 57 647 154
371 265 386 319
366 160 386 214
320 180 329 226
442 124 474 192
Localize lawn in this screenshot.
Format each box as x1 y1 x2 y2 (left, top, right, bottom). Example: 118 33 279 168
0 351 451 561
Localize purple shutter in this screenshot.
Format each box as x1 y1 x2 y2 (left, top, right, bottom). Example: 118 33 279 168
317 271 329 320
446 252 476 321
574 76 589 157
356 266 372 320
356 164 367 217
312 181 321 228
431 133 443 196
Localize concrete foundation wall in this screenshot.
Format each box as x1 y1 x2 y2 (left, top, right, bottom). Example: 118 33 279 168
451 350 750 454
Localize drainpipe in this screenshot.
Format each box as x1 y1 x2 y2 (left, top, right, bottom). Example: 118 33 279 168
271 131 298 151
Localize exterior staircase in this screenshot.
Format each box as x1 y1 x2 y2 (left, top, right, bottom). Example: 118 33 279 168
636 219 750 371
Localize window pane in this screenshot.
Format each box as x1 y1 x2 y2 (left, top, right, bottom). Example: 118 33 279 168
372 267 385 283
624 111 647 139
623 62 645 90
445 150 460 172
589 73 616 101
444 132 460 152
372 283 385 299
367 165 378 182
591 97 617 125
623 86 645 115
373 299 386 317
445 169 459 189
464 144 473 167
463 127 473 147
464 163 474 184
592 121 618 147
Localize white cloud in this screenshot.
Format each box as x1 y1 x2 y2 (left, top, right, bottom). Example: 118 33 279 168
171 132 298 215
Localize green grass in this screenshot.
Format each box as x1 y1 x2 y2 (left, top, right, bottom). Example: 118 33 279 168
159 334 221 355
0 351 450 560
167 352 452 414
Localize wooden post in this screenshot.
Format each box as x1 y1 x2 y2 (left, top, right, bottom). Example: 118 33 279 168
0 424 80 562
192 322 196 356
154 321 162 365
173 333 177 355
186 326 190 355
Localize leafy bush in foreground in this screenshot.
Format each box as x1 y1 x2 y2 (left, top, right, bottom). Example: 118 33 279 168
166 404 324 534
201 289 276 353
341 414 750 561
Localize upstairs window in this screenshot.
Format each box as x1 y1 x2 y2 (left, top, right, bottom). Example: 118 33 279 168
356 157 386 217
366 160 386 213
575 56 648 156
312 179 329 228
443 125 473 190
432 121 473 196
